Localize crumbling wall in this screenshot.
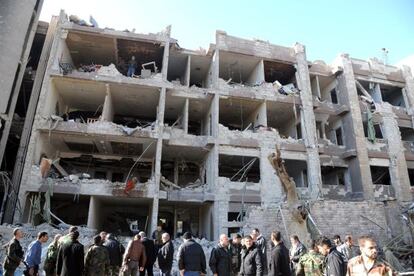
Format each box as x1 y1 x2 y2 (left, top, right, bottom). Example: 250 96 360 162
243 200 393 248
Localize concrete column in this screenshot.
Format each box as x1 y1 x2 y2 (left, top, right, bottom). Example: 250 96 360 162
150 87 166 233
294 43 322 199
211 94 220 138
184 56 191 87
161 26 171 81
333 54 374 199
102 84 114 121
87 196 100 229
401 66 414 112
182 98 189 133
379 104 412 202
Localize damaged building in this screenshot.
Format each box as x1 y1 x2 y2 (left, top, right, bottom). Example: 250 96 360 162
2 8 414 248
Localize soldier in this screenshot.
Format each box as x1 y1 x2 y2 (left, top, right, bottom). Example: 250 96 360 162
84 235 110 276
3 228 24 276
296 240 324 276
44 234 62 276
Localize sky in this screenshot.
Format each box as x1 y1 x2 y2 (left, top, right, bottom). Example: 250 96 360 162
39 0 414 65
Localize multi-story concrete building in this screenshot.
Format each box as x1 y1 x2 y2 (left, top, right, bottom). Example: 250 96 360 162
7 11 414 242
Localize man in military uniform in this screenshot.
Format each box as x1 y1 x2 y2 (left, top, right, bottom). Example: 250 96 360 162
3 228 24 276
84 235 110 276
44 234 62 276
296 240 324 276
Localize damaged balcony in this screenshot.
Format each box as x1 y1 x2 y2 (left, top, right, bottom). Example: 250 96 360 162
160 143 213 202
37 77 160 138
164 90 214 144
27 132 157 198
219 154 260 184
54 30 167 86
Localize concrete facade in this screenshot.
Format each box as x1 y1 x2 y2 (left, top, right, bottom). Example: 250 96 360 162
12 12 414 242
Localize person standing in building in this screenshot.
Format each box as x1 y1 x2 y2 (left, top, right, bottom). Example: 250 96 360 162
139 231 156 276
3 228 24 276
289 235 307 274
347 236 395 276
127 56 137 77
240 235 263 276
251 228 267 275
268 231 291 276
337 235 356 262
316 236 346 276
24 231 49 276
157 232 174 276
209 234 232 276
103 233 125 276
56 230 85 276
177 232 207 276
122 234 146 276
296 240 324 276
229 234 242 276
44 234 62 276
84 235 110 276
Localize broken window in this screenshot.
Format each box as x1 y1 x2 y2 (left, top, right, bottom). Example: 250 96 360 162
50 194 89 226
190 55 211 88
363 123 383 139
408 168 414 186
370 166 391 185
321 166 346 185
264 60 297 86
219 98 264 131
219 155 260 183
311 75 339 104
219 52 263 85
266 101 299 138
284 160 308 187
400 126 414 142
160 144 208 188
52 78 105 122
167 50 188 85
380 84 406 108
335 127 343 146
111 86 159 128
228 227 241 237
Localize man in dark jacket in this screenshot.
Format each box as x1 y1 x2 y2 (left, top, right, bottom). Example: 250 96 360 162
251 228 267 275
157 232 174 276
316 236 346 276
229 234 242 276
240 235 263 276
209 234 232 276
177 232 207 276
269 231 290 276
139 231 156 276
56 230 84 276
3 228 24 276
104 233 125 276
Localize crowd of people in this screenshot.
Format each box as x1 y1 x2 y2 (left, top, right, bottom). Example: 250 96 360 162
2 225 396 276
